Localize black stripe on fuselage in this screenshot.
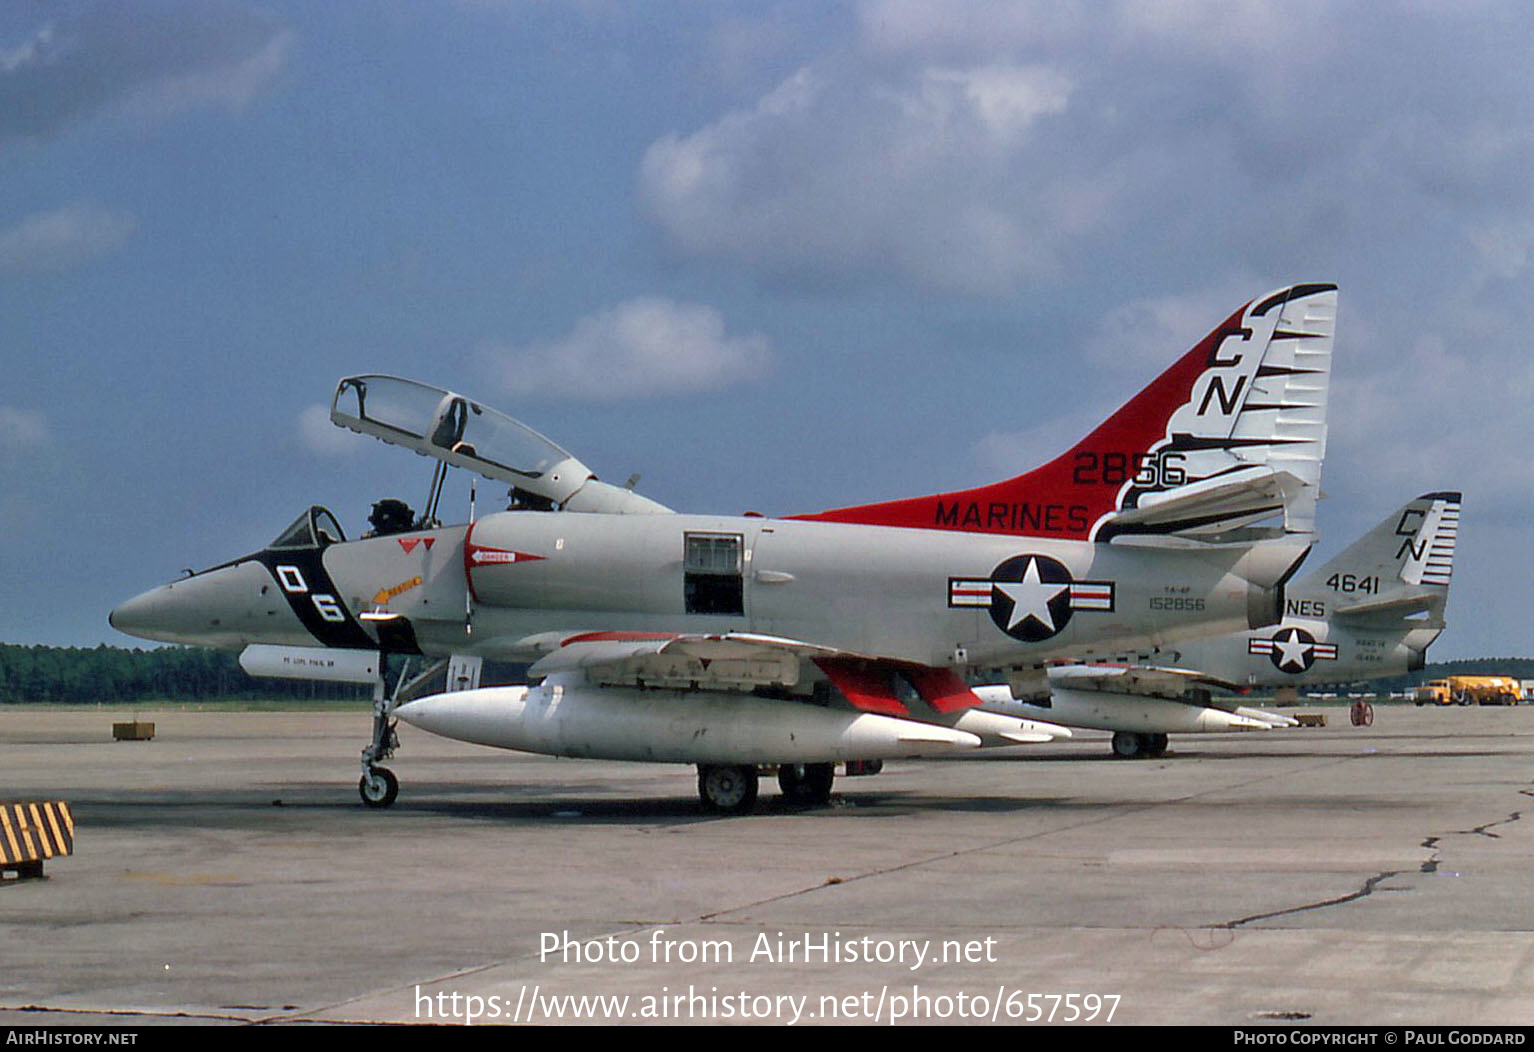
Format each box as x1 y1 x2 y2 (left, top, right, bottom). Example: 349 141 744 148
255 550 376 649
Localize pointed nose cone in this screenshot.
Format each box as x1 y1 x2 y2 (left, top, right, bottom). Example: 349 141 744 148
109 585 177 640
110 559 309 648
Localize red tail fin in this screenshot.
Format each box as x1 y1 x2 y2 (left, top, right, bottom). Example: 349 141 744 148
790 284 1335 542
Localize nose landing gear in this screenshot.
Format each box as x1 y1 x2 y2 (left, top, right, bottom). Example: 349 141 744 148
360 660 402 808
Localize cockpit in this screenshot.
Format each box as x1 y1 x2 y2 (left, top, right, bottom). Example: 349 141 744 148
328 375 672 519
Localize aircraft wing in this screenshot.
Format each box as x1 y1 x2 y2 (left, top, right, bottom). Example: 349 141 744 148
521 630 985 716
1047 662 1304 727
1046 661 1245 699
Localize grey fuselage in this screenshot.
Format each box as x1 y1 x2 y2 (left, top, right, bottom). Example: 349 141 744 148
112 508 1305 676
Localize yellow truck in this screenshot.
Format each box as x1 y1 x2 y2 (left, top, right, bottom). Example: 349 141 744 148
1414 676 1524 706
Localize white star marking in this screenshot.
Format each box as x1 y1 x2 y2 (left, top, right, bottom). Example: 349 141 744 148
1274 629 1312 671
994 558 1069 633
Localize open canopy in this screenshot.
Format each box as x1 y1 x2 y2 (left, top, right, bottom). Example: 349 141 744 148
330 375 594 506
329 375 672 515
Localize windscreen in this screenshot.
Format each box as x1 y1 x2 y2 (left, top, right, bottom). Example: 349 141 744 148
268 506 346 550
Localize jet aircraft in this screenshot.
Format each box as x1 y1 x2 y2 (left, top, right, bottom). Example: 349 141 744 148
977 491 1459 757
111 283 1337 812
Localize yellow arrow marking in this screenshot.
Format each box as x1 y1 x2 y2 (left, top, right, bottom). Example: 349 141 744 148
372 576 423 606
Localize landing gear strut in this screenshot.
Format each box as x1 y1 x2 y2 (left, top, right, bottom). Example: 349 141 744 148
360 663 401 808
778 762 835 806
696 764 759 814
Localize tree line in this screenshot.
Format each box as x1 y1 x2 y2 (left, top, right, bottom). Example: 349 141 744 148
0 643 370 704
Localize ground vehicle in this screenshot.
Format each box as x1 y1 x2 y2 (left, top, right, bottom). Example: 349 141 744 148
1414 676 1523 706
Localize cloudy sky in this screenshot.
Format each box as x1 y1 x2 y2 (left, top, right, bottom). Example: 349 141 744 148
3 0 1530 661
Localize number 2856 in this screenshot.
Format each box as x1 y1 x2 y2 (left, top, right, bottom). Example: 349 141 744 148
1072 451 1186 487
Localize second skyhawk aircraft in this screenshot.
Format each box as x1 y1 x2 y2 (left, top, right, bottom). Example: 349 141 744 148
979 490 1459 758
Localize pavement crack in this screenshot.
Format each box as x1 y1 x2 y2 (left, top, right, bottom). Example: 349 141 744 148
1219 780 1534 928
1420 835 1440 873
1458 808 1522 840
1221 868 1406 929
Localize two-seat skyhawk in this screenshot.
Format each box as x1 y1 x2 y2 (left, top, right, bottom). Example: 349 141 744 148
111 284 1338 812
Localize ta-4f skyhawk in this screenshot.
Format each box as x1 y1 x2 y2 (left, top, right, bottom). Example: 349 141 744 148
978 491 1459 758
111 283 1337 812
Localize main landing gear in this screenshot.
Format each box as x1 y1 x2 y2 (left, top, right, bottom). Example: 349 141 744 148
777 762 835 806
695 761 841 813
1111 731 1169 759
697 764 759 814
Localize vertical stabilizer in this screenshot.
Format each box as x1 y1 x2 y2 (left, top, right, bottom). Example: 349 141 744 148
792 284 1335 542
1296 492 1460 619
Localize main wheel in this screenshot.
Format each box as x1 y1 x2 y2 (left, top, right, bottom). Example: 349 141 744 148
359 766 399 808
1111 731 1144 759
1146 733 1169 757
697 764 759 814
778 762 835 806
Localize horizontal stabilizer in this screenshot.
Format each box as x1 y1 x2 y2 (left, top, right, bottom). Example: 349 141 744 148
1330 591 1439 620
1097 465 1302 540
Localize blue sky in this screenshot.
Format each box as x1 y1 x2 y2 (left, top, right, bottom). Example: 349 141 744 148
2 1 1530 661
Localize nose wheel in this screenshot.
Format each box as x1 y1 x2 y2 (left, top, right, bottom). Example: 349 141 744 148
359 766 398 808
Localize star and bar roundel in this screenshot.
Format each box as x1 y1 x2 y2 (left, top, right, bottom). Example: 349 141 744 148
948 554 1115 642
1248 626 1338 674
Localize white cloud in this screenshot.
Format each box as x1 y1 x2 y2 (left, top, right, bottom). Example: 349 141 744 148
971 404 1109 479
923 65 1070 143
1467 218 1534 281
491 298 773 401
0 3 290 145
1328 331 1534 524
640 1 1534 301
123 26 291 119
1084 282 1263 370
638 61 1078 296
856 0 1335 65
0 204 136 273
297 404 360 456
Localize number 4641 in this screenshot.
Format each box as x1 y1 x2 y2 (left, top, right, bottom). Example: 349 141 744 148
1326 573 1379 594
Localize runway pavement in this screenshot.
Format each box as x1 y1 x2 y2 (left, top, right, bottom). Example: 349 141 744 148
2 703 1532 1026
